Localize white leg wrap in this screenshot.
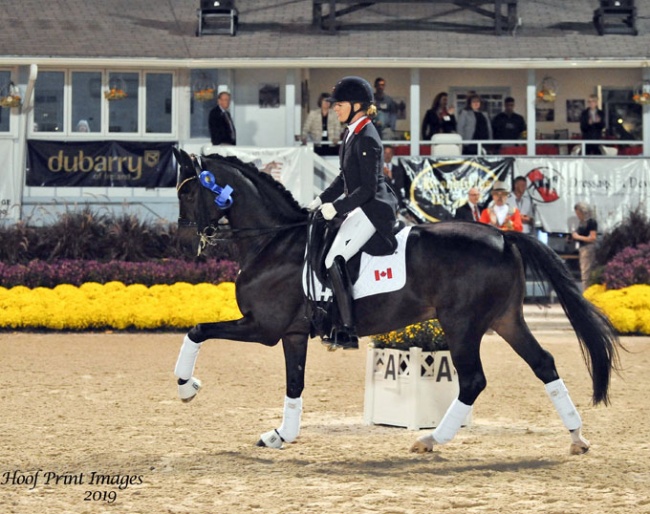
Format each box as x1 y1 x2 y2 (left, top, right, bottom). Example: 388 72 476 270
276 396 303 443
545 378 582 431
174 334 203 380
432 399 473 445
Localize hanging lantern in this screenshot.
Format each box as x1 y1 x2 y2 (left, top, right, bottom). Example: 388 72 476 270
536 76 559 103
632 80 650 105
192 74 216 102
0 81 22 109
104 76 128 101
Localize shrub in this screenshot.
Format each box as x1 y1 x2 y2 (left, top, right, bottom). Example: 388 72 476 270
0 259 239 288
602 243 650 290
0 208 233 264
596 206 650 267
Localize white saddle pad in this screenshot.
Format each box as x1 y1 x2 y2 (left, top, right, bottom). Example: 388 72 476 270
303 226 412 301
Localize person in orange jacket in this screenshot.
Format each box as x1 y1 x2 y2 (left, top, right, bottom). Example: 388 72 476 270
479 181 523 232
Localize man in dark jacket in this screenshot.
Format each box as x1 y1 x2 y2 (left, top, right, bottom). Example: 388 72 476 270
454 187 482 222
209 91 236 145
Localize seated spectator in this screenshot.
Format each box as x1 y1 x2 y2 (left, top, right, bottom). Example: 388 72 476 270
421 92 456 140
479 181 522 231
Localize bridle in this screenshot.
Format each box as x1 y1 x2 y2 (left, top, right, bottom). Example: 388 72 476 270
175 158 308 254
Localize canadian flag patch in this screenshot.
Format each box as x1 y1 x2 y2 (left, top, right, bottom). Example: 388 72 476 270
374 268 393 281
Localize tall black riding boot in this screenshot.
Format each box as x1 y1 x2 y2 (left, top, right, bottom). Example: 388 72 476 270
326 256 359 349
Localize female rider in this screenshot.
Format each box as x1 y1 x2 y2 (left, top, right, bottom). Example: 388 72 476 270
308 76 399 349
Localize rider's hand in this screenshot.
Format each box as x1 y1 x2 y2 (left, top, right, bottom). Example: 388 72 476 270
320 202 337 221
307 197 322 211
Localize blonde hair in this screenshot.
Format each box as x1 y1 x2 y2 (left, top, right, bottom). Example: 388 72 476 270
366 104 377 117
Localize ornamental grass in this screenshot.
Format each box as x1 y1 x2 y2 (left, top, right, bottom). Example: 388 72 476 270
585 284 650 335
0 282 241 331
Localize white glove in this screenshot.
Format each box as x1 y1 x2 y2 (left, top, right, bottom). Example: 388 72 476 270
320 202 337 221
307 197 322 211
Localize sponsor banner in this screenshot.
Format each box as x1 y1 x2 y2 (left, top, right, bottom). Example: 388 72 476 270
0 140 20 222
26 140 177 188
202 145 313 204
398 156 513 222
514 158 650 233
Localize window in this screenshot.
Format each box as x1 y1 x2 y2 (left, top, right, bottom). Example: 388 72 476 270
30 70 176 137
72 71 102 133
146 73 173 133
34 71 65 132
190 69 219 138
603 88 642 140
0 70 12 133
108 72 139 133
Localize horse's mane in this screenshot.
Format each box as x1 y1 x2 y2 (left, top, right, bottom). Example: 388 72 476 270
204 153 308 223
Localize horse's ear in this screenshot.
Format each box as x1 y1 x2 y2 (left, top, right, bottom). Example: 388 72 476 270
173 147 195 179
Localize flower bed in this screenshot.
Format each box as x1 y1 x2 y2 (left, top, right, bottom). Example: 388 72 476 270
585 284 650 335
0 282 241 331
0 259 238 288
371 319 447 352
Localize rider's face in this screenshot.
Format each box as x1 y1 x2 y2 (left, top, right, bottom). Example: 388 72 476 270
333 101 351 122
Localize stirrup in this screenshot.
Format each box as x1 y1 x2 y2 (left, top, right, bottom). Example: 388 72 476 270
321 327 359 351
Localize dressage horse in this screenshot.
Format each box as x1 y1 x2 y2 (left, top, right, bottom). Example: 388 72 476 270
172 148 621 454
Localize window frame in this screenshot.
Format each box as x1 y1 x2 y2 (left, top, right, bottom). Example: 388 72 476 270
28 68 177 140
0 67 20 138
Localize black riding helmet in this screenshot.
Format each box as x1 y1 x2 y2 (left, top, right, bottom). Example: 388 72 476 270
328 76 374 124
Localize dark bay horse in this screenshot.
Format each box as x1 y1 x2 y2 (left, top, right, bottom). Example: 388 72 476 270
172 148 621 454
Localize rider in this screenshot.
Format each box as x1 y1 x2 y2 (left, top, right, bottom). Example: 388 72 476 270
308 76 399 349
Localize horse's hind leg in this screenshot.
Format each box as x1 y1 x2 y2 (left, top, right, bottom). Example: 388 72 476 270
494 311 590 455
411 315 486 453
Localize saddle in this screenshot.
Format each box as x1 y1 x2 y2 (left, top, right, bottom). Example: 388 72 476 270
305 213 404 340
307 213 403 287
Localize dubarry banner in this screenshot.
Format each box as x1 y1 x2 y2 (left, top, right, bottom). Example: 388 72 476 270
398 156 513 222
27 140 177 187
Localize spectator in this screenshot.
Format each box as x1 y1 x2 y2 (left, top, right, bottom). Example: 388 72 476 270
479 181 522 231
75 119 90 132
492 97 526 147
301 92 343 156
209 91 236 146
579 94 605 155
454 187 482 222
421 92 457 140
382 145 406 207
506 176 534 234
457 94 492 155
373 77 397 140
571 202 598 290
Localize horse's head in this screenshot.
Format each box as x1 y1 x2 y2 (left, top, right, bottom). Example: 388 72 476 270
174 148 232 255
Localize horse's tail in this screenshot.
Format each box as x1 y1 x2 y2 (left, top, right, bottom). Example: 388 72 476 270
503 231 621 405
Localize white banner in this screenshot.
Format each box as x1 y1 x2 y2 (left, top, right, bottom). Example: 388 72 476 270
201 145 313 205
0 140 20 222
514 158 650 233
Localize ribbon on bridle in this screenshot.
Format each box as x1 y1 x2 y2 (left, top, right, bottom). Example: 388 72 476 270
199 170 234 209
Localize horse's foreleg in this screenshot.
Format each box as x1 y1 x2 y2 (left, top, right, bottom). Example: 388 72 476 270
545 378 590 454
173 316 279 403
257 332 308 449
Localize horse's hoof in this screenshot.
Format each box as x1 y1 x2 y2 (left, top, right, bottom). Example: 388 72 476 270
257 429 284 449
410 435 434 454
178 377 202 403
570 442 590 455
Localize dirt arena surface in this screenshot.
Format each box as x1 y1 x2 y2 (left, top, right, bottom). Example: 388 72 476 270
1 330 649 514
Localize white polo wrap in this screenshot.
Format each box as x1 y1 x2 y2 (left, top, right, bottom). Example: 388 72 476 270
545 378 582 431
174 334 203 380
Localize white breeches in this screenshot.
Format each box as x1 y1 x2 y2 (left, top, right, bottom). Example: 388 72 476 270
324 207 376 268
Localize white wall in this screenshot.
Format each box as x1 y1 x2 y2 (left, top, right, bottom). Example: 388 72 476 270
233 69 287 147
